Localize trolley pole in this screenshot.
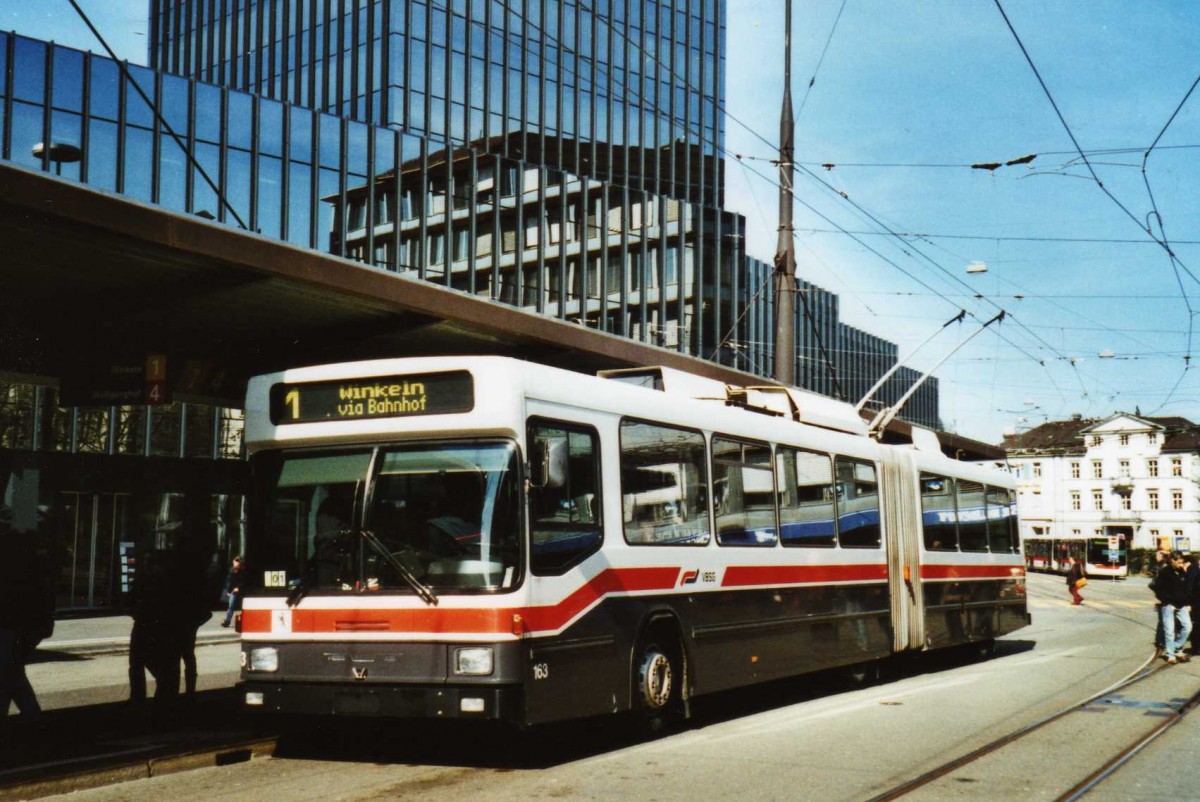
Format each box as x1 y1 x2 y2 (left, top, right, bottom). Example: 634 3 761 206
773 0 796 387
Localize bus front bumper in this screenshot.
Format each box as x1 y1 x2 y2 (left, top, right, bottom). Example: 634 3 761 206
240 681 518 720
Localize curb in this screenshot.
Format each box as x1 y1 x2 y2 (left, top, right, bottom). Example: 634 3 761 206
40 633 240 658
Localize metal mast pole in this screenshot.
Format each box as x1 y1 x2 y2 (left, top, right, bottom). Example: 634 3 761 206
773 0 796 386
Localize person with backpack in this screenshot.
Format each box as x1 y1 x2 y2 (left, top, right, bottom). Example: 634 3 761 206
1155 551 1193 665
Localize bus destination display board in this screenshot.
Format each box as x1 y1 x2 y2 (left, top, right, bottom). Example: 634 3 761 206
269 371 474 424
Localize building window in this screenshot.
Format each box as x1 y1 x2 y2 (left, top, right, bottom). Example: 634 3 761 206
1173 490 1183 510
1175 529 1184 541
1119 434 1129 446
1149 490 1160 510
1072 528 1081 536
1032 462 1042 478
1121 495 1131 510
1172 458 1182 477
1149 432 1158 445
1092 461 1103 479
1092 490 1103 511
1071 461 1080 479
1071 492 1081 510
1149 460 1159 478
1091 436 1102 447
1119 460 1130 477
1151 528 1159 541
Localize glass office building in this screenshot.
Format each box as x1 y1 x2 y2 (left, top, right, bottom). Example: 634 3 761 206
149 1 725 207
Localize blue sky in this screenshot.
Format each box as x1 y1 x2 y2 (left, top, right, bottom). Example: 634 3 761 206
5 1 1200 443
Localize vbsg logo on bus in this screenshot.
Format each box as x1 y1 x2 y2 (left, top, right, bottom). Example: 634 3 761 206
269 370 474 424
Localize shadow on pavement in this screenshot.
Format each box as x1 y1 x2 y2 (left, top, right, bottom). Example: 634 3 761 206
26 650 92 665
0 688 251 774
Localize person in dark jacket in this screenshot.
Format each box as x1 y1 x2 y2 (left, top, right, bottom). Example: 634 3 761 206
1066 557 1085 605
1151 549 1168 657
221 556 245 627
128 550 178 710
1190 554 1200 653
1155 551 1193 665
0 510 54 736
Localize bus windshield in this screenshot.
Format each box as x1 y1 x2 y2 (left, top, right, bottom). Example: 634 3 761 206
251 441 522 594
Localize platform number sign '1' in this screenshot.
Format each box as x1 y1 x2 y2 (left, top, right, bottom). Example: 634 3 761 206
269 371 475 424
145 354 168 405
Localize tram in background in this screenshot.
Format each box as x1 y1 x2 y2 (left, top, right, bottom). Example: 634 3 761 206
1023 533 1128 578
235 357 1028 728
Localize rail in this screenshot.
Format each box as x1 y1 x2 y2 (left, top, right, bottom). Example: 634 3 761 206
865 648 1192 801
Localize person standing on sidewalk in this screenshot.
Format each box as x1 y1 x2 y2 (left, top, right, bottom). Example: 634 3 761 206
0 507 54 734
1151 549 1168 657
128 550 176 709
221 556 245 628
1155 550 1193 665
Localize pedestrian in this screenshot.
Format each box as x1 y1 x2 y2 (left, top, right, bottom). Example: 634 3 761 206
0 507 54 736
221 555 245 628
164 548 211 700
1152 549 1168 657
1190 554 1200 654
1066 556 1086 605
128 550 178 712
1154 550 1193 665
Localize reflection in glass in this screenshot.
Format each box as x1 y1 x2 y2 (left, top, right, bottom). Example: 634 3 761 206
51 48 84 112
123 126 154 202
12 38 46 104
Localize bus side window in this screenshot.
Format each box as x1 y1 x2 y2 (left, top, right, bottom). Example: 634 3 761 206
957 480 989 552
779 447 837 547
527 420 603 574
986 486 1016 553
921 474 958 551
836 458 881 549
712 436 776 547
619 420 710 546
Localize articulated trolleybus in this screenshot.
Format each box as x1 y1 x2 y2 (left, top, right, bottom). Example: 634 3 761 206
238 356 1028 727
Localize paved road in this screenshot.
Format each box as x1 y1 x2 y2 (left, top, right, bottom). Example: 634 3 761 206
39 572 1194 802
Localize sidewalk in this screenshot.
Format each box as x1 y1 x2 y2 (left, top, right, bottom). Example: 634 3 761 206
42 611 240 656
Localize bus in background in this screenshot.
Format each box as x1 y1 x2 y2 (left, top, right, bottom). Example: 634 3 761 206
1023 533 1128 578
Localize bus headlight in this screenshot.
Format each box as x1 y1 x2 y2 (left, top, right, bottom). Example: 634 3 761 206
454 647 494 676
249 647 279 672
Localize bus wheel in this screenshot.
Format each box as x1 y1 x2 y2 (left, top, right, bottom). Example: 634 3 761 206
635 640 681 733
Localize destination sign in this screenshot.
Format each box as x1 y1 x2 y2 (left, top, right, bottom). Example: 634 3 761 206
269 371 474 424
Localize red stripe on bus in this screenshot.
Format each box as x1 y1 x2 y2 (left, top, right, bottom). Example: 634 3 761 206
721 564 888 587
920 564 1025 580
240 566 681 636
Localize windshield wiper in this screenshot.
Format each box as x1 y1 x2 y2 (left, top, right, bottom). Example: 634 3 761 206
286 578 310 608
359 529 439 606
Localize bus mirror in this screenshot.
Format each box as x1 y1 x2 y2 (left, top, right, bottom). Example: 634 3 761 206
530 437 568 489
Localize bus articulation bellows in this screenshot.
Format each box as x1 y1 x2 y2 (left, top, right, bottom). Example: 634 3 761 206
238 357 1028 727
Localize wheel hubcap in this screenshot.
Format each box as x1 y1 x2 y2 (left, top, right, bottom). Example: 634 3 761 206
640 650 672 710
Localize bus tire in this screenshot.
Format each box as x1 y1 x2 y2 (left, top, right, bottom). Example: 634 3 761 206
634 631 684 734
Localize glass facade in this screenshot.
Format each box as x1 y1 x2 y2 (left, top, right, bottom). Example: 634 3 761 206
0 22 941 418
2 31 742 355
150 0 725 208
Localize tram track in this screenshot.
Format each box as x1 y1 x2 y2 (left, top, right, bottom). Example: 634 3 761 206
865 648 1198 801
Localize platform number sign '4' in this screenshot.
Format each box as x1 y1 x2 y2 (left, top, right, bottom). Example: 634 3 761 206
145 354 168 406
